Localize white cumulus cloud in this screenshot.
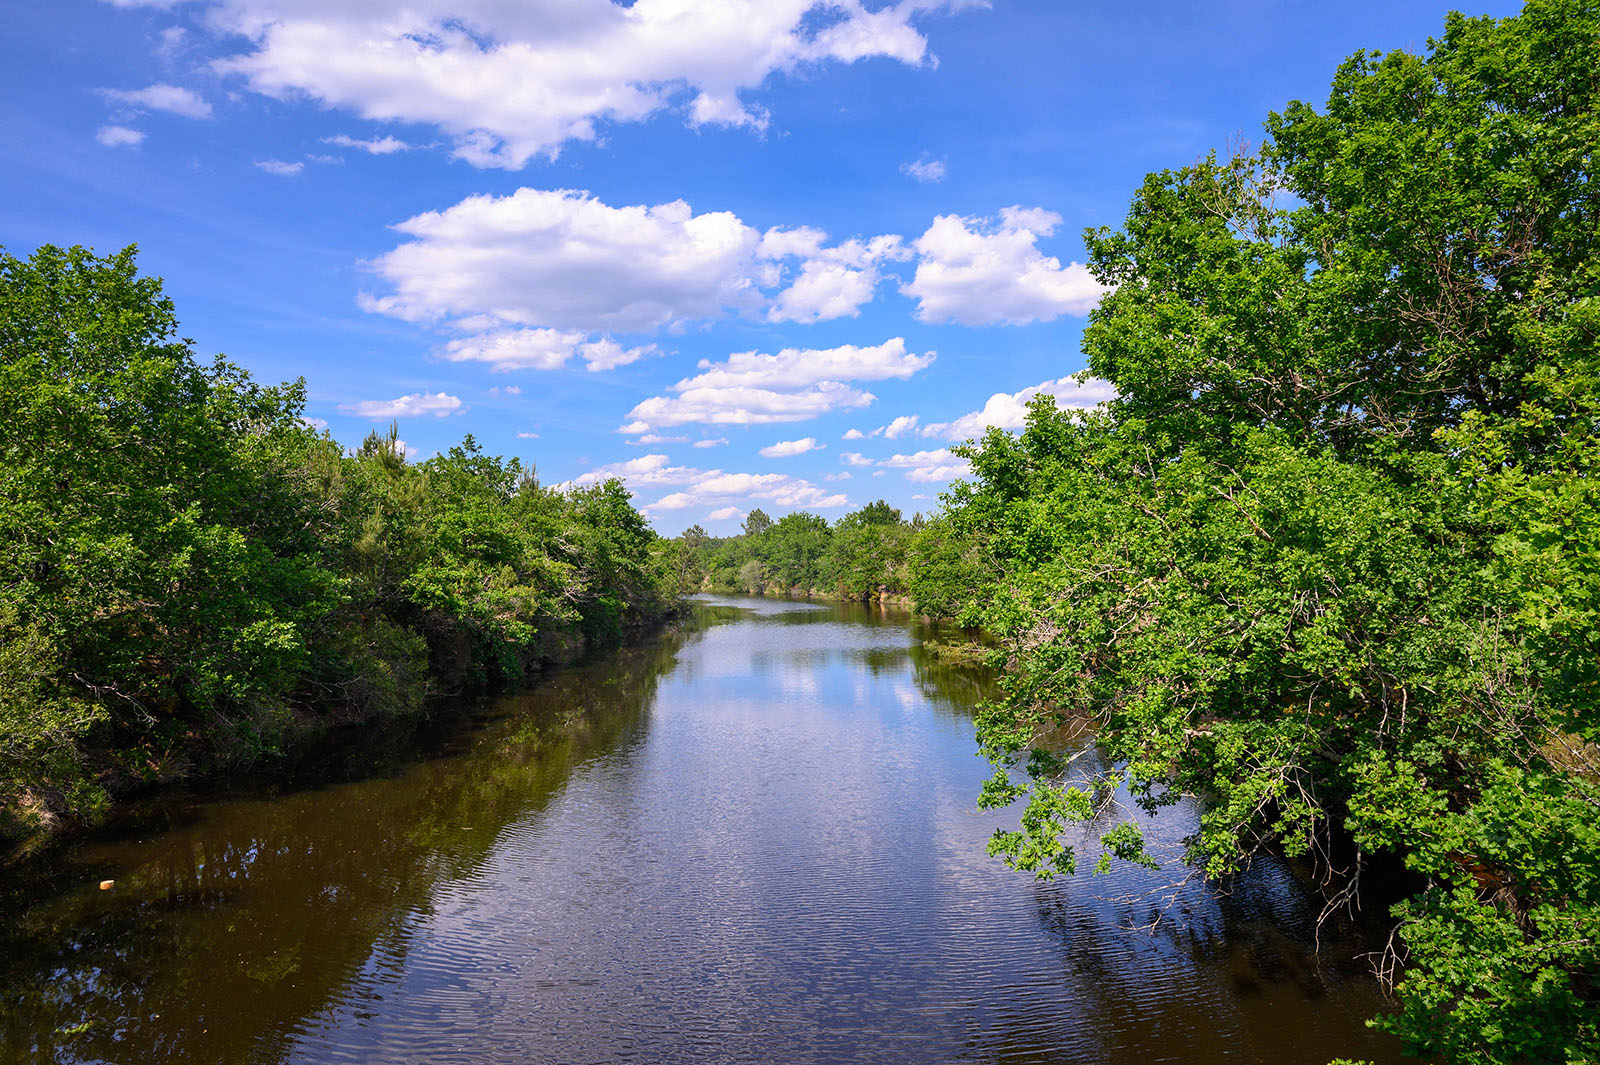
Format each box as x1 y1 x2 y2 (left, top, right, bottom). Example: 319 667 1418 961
205 0 978 169
881 448 970 482
880 414 920 439
340 391 464 419
362 188 905 358
903 206 1107 325
623 338 932 432
759 437 822 458
760 230 909 324
443 328 581 371
564 454 848 516
439 328 658 373
364 189 760 334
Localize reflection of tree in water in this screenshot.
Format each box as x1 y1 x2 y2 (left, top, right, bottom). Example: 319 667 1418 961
940 837 1405 1065
907 640 999 723
0 631 690 1065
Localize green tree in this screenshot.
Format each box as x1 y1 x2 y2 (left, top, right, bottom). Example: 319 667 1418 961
764 512 832 591
826 502 910 601
950 5 1600 1062
0 244 674 842
0 244 332 831
742 508 773 538
736 558 766 593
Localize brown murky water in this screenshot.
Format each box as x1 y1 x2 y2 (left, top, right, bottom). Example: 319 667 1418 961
1 597 1406 1064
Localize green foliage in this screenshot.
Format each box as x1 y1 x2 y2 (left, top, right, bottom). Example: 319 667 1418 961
764 511 831 591
0 244 673 842
936 4 1600 1062
674 500 971 611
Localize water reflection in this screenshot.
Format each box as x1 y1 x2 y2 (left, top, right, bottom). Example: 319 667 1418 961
1 596 1402 1065
0 635 685 1064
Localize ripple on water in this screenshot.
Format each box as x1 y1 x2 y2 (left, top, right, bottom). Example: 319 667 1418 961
1 597 1403 1065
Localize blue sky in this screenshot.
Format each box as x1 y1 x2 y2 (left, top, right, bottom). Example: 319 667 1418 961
2 0 1517 534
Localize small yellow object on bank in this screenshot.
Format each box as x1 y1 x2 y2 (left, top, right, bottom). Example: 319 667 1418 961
98 880 114 891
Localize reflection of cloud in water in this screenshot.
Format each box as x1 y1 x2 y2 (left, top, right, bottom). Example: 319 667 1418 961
690 592 832 616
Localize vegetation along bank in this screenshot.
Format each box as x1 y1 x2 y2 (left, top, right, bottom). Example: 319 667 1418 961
0 244 677 846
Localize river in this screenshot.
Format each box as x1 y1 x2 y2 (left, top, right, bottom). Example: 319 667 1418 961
1 596 1405 1064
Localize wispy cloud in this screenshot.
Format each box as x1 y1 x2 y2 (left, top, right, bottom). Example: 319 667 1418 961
254 158 304 176
901 155 946 183
322 133 416 155
339 391 465 419
96 125 144 147
102 83 212 119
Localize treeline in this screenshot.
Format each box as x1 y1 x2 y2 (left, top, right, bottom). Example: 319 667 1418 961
0 245 675 843
932 4 1599 1064
657 502 985 613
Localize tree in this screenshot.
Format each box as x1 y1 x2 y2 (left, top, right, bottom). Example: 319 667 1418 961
741 508 773 538
654 525 709 597
764 512 832 591
736 558 766 593
826 503 910 601
951 5 1600 1062
845 500 902 527
0 244 329 833
0 244 675 842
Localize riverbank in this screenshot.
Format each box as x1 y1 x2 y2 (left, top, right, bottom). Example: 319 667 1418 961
4 606 689 866
700 583 916 608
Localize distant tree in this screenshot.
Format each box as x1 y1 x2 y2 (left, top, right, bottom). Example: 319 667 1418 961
765 512 831 591
741 508 773 538
736 558 765 593
654 524 708 596
359 421 407 472
844 500 902 528
827 503 910 600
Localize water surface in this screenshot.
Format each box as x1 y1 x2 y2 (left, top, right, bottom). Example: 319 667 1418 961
1 597 1404 1064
